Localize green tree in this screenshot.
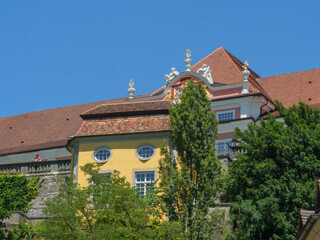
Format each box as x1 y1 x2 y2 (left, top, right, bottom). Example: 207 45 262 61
0 174 38 238
36 163 183 240
5 221 34 240
158 80 224 239
224 102 320 240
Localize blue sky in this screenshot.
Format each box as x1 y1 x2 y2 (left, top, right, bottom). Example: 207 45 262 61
0 1 319 118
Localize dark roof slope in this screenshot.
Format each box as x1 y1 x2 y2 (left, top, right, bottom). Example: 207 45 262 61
81 100 170 119
258 68 320 107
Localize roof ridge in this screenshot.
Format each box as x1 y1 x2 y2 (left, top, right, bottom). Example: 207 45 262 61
221 48 244 76
0 94 155 120
258 67 320 80
84 99 167 110
223 48 261 78
0 98 124 119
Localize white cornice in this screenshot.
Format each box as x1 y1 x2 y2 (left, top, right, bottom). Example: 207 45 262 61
132 71 251 102
218 118 254 133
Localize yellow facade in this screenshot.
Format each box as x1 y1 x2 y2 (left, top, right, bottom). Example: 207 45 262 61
73 133 170 188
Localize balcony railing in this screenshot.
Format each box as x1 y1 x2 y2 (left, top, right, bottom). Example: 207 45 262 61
215 143 246 161
0 159 71 175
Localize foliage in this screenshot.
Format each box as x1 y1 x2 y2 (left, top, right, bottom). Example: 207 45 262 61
158 80 224 239
0 174 38 237
36 163 183 240
5 221 34 240
224 102 320 240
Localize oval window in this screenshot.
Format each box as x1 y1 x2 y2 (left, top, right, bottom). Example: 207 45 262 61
92 146 112 163
136 144 155 161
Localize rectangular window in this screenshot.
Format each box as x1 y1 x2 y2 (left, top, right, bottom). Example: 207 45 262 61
135 172 155 196
97 170 113 180
217 111 235 122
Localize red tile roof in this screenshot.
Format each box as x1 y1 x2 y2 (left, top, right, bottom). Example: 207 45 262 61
191 47 260 84
153 47 271 101
81 100 170 119
0 97 135 156
258 68 320 107
76 115 170 137
0 47 318 156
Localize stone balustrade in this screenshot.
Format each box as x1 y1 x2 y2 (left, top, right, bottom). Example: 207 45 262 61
0 159 71 176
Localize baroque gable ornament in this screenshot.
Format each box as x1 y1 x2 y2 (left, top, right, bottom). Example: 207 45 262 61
172 84 186 105
197 64 213 84
164 67 179 85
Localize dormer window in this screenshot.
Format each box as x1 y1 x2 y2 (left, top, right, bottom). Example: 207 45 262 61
217 110 235 122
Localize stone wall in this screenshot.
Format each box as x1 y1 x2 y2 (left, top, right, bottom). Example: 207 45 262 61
2 160 71 228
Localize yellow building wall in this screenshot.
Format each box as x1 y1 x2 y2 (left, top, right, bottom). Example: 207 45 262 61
305 217 320 240
76 137 169 187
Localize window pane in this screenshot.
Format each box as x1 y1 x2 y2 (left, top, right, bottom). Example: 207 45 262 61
95 148 111 161
218 112 234 121
137 146 154 159
135 172 155 196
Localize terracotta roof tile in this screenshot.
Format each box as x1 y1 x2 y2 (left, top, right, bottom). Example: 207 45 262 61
0 95 149 156
76 115 171 136
81 100 170 118
153 47 271 101
258 68 320 107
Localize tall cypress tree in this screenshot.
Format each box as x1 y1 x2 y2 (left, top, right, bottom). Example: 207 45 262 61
159 79 223 239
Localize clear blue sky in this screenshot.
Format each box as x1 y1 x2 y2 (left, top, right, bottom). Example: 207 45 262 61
0 1 319 118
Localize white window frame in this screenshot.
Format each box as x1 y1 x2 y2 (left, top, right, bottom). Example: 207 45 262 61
89 170 113 184
92 146 112 163
217 110 235 122
97 170 113 179
135 143 156 161
88 170 113 207
132 169 157 196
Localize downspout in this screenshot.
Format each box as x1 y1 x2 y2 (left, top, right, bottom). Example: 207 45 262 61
260 98 269 117
254 98 269 125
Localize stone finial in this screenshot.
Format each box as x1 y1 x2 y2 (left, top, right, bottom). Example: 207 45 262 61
184 49 192 71
241 60 250 94
128 79 135 99
242 60 250 82
243 60 249 70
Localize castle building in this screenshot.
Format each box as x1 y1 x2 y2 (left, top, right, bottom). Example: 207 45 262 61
0 47 319 222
